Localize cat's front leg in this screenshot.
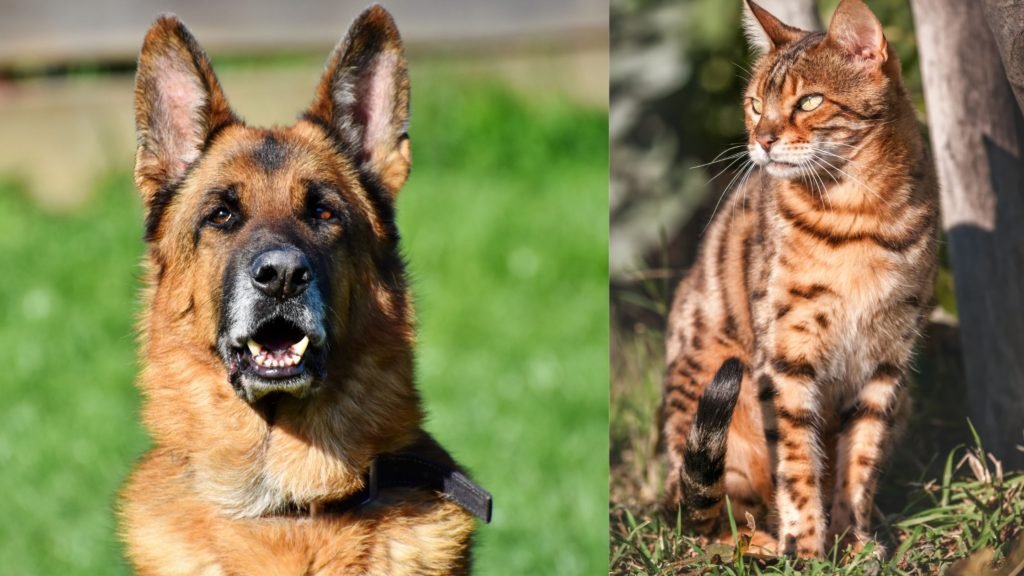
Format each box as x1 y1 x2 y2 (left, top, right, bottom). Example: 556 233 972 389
763 355 826 558
828 363 908 557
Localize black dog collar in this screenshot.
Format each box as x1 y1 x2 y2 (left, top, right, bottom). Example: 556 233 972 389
295 453 493 523
365 453 492 523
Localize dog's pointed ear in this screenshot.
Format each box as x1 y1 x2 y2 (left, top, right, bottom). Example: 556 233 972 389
743 0 805 54
306 5 411 196
134 15 236 203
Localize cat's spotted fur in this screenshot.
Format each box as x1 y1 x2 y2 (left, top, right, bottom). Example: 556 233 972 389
660 0 938 558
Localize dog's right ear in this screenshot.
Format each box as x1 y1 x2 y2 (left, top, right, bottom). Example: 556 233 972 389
306 5 411 197
134 15 236 204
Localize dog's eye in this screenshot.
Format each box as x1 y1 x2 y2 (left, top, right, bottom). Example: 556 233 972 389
207 207 234 227
314 205 335 222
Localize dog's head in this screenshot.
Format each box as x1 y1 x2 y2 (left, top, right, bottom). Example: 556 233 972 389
134 7 414 404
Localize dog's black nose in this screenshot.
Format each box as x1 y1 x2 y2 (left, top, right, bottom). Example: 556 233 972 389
250 248 311 299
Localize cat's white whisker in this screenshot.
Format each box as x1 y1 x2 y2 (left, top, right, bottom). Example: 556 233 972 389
809 156 840 187
814 140 860 148
811 151 885 202
703 153 751 188
802 160 832 212
703 158 754 234
693 150 748 170
694 144 750 169
731 61 753 82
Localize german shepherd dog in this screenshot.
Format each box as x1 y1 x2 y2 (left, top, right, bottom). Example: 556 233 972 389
119 6 490 574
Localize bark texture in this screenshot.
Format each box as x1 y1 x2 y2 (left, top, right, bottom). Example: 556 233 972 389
912 0 1024 467
982 0 1024 114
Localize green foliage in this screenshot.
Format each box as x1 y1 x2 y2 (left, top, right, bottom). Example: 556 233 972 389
0 74 608 575
403 70 610 576
0 176 145 574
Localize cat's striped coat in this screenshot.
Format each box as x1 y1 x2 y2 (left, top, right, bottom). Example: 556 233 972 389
660 0 939 558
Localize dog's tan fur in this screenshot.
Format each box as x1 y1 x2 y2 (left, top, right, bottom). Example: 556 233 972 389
119 7 477 574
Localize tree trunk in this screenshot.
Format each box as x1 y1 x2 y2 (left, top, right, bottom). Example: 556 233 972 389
982 0 1024 114
912 0 1024 467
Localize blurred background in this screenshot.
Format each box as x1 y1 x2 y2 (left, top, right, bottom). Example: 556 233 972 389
609 0 1016 566
0 1 608 574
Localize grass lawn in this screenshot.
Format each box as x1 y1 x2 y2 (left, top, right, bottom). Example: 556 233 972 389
0 69 608 574
610 326 1024 575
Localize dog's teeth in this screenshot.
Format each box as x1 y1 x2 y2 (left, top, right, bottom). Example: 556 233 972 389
290 336 310 358
248 339 306 371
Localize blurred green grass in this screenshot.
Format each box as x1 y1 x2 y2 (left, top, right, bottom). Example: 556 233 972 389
0 70 608 574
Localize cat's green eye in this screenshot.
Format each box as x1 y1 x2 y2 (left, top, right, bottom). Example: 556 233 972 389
798 94 824 112
750 97 763 115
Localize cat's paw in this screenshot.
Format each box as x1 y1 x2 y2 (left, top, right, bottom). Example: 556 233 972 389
832 530 885 563
779 533 824 559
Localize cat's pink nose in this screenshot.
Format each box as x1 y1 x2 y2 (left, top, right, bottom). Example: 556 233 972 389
756 133 778 151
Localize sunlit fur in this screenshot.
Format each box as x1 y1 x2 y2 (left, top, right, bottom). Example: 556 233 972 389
119 7 477 574
660 0 938 560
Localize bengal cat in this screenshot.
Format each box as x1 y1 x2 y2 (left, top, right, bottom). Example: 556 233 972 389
660 0 938 559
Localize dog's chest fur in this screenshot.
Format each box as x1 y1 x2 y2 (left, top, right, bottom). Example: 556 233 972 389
123 450 474 575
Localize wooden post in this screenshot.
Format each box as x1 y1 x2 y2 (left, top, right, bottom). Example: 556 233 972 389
982 0 1024 114
912 0 1024 467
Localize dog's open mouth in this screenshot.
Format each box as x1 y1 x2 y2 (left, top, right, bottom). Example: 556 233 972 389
225 316 326 402
244 318 310 378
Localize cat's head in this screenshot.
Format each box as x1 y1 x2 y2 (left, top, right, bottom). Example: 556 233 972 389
742 0 900 180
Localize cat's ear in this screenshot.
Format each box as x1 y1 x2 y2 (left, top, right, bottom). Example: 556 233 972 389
134 15 236 202
743 0 804 54
306 5 411 196
824 0 888 66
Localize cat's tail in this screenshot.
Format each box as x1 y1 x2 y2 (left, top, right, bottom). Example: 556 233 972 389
678 357 743 531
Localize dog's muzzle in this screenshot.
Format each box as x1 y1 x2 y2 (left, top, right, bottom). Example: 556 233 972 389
218 245 329 403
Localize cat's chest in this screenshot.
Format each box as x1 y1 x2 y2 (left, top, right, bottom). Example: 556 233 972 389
755 229 912 338
768 227 906 308
754 229 919 384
